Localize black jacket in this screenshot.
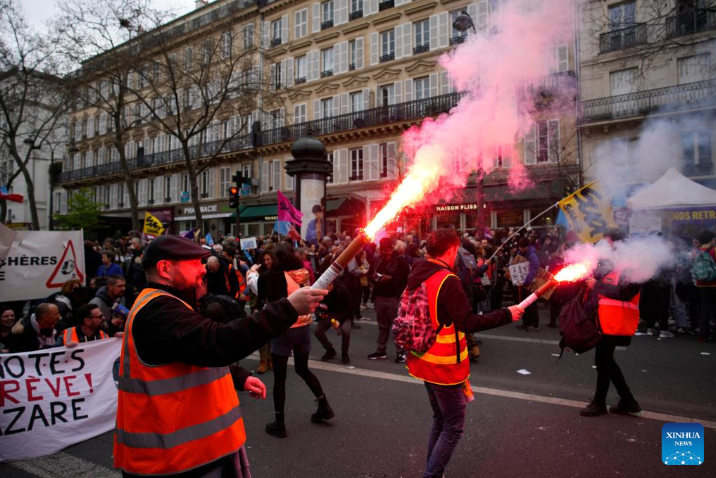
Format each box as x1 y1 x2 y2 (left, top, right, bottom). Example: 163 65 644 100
407 258 512 333
132 282 298 367
369 252 409 298
318 280 353 324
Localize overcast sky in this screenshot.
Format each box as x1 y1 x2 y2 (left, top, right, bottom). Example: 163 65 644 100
23 0 196 32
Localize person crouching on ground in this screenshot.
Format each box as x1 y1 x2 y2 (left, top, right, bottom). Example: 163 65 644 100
405 228 524 478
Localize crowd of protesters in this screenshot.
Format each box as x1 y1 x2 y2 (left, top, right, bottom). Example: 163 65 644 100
1 223 713 358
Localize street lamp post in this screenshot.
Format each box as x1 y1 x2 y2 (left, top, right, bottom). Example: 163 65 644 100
452 11 486 237
24 137 61 231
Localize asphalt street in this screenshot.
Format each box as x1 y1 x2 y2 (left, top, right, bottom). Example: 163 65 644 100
2 304 715 477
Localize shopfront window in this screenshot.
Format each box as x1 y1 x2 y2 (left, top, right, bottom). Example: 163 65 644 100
248 223 261 237
496 209 524 229
529 208 556 229
436 212 460 230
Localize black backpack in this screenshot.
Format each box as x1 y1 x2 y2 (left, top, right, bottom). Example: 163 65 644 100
558 289 602 356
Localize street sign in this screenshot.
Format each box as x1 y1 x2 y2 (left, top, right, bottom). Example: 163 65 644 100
240 184 251 197
180 191 190 203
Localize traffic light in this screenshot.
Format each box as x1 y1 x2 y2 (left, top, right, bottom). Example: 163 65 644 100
229 186 239 208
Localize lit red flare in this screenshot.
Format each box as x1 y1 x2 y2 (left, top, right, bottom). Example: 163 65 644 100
554 263 589 283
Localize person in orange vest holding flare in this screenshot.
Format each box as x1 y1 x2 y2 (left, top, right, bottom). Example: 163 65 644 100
113 235 326 477
581 228 642 417
59 304 111 346
404 228 524 478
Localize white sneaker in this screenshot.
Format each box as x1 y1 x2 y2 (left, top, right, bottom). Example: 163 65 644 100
659 330 674 338
646 328 655 336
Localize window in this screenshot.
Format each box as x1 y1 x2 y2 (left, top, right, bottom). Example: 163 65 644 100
296 55 307 83
381 30 395 62
350 91 363 112
550 45 569 74
322 48 334 76
682 132 713 172
351 0 363 20
165 176 172 201
379 84 394 107
609 1 636 29
294 103 307 123
220 167 230 198
322 1 334 29
327 151 335 184
350 148 364 180
270 110 283 129
182 174 191 200
148 179 155 204
242 163 252 183
295 9 308 38
535 120 560 163
118 184 125 207
678 54 710 84
221 32 232 58
414 77 430 100
243 24 254 50
494 144 513 169
379 143 390 178
185 46 194 70
271 160 281 191
321 98 334 118
414 20 430 53
610 68 638 96
272 19 282 46
200 170 214 198
272 62 282 90
349 39 358 69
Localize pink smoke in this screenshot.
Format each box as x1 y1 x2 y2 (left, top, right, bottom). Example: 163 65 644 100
402 0 575 195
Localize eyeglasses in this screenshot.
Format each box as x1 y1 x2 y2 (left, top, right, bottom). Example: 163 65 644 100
89 313 104 319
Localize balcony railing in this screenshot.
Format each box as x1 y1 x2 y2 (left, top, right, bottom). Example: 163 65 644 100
321 70 334 78
379 0 394 12
349 9 363 21
450 34 467 45
295 77 307 84
321 20 334 30
380 52 395 63
59 92 463 184
259 92 461 146
599 23 647 53
666 8 716 39
271 37 282 47
580 79 716 124
413 44 430 54
349 63 356 71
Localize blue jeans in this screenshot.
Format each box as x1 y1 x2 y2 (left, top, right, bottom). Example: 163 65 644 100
424 382 466 478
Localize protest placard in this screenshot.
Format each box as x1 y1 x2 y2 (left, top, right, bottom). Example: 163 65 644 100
0 339 121 463
508 262 530 286
240 237 258 250
0 230 85 301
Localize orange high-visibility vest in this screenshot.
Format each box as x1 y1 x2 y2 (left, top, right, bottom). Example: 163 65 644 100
62 326 108 345
406 268 470 386
285 271 312 328
113 288 246 475
597 270 640 336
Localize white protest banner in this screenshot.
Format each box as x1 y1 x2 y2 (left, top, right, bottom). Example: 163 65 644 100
0 230 85 301
0 339 121 463
240 237 258 250
508 262 530 286
629 214 662 235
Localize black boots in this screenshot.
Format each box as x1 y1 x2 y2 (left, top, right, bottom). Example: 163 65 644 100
311 395 335 423
265 412 287 438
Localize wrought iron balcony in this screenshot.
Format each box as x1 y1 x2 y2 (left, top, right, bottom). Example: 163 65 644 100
59 134 253 183
349 10 363 21
380 52 395 63
349 63 356 71
259 91 461 146
450 34 467 45
599 23 647 53
321 20 334 30
295 77 307 84
379 0 394 12
60 93 463 184
413 44 430 54
271 37 282 47
580 79 716 124
666 8 716 39
321 70 334 78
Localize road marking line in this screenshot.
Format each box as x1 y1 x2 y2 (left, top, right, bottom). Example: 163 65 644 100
246 354 716 430
8 451 121 478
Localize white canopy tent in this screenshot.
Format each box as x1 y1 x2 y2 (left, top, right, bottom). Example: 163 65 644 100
627 167 716 210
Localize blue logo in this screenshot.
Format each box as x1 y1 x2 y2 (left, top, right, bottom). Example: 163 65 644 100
662 423 704 465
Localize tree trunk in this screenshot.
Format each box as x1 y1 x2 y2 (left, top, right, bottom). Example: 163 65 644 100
116 142 140 232
17 160 40 230
0 199 6 223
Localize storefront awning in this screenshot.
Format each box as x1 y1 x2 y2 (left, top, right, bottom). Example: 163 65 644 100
233 204 278 221
326 197 347 212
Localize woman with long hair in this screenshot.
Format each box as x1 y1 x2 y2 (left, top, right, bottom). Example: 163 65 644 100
259 244 334 438
248 249 277 374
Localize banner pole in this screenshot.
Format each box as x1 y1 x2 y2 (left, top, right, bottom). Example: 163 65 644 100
487 202 559 262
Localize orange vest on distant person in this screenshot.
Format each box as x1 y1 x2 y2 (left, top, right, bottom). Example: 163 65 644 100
113 288 246 475
62 326 108 345
597 270 640 336
406 267 470 386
